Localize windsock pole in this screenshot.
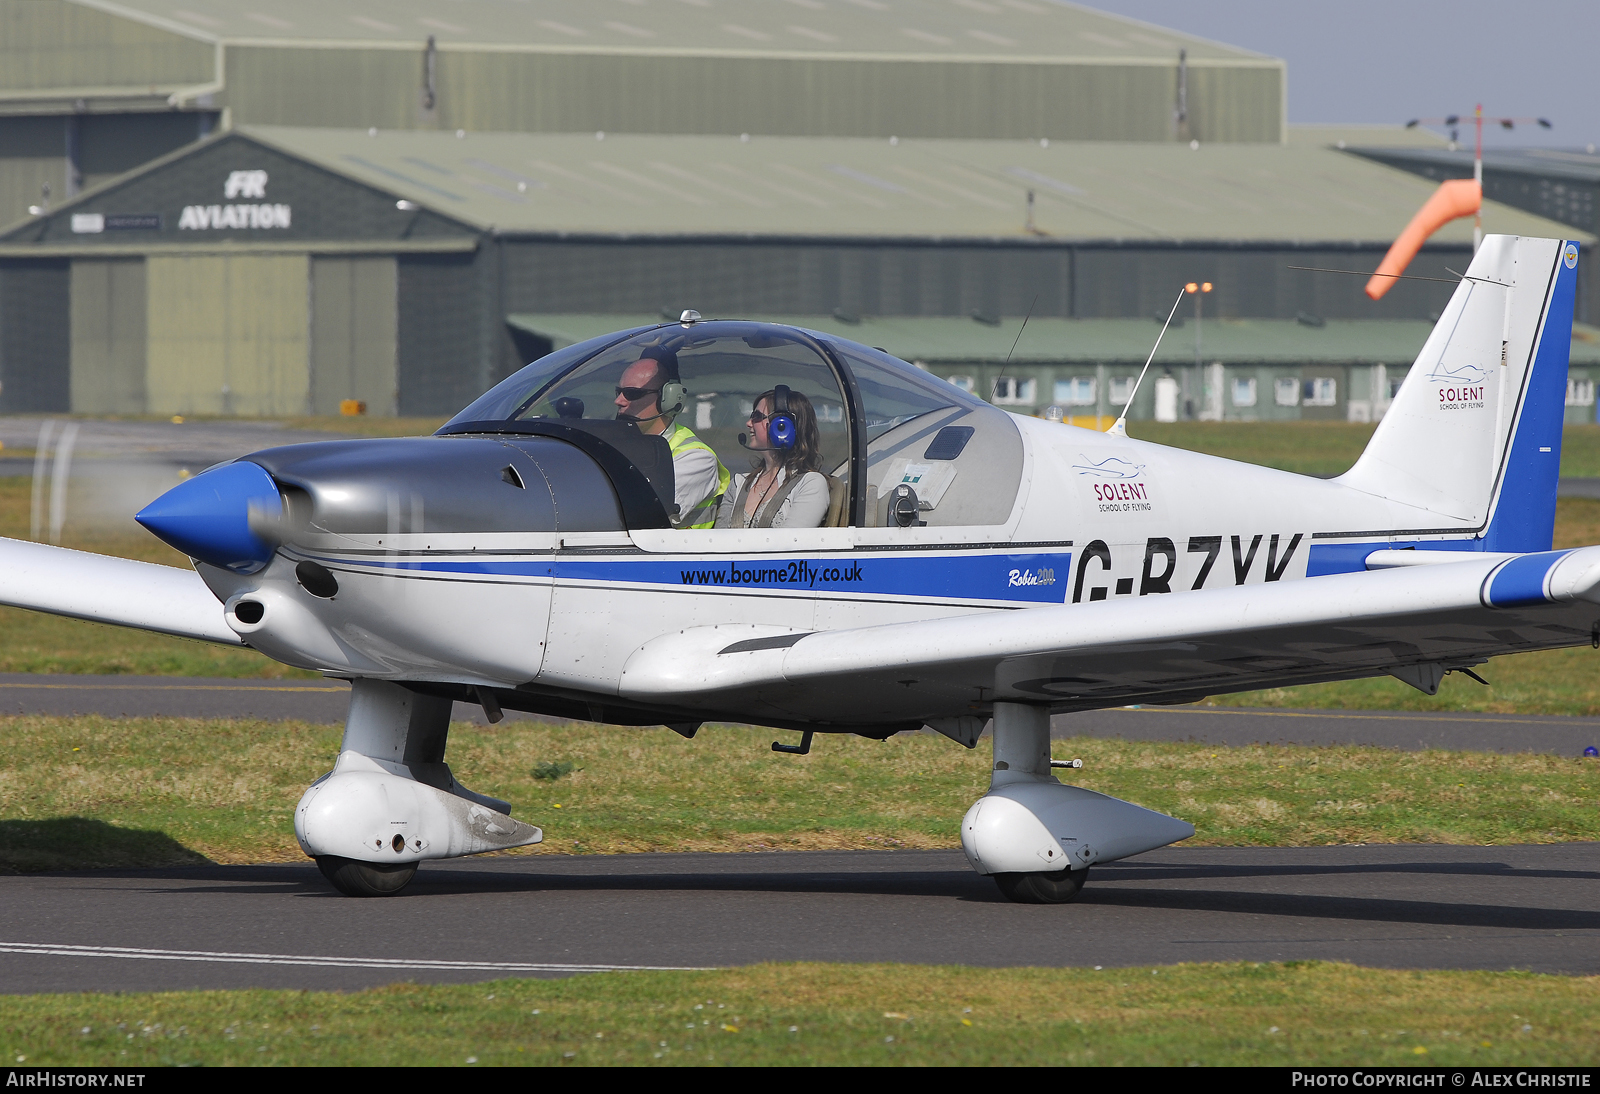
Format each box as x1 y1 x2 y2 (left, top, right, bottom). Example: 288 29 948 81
1473 104 1484 251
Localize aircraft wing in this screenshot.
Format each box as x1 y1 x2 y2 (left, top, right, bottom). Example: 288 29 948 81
0 538 242 646
620 547 1600 726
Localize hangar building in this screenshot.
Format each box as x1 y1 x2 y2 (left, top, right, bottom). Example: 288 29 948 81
1 0 1286 226
0 1 1593 425
1 125 1590 420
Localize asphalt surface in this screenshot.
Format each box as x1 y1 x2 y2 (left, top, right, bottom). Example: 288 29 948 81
0 674 512 727
3 673 1597 754
2 844 1596 993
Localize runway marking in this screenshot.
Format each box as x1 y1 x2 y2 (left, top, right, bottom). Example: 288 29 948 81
1120 706 1600 728
0 683 346 693
0 942 707 974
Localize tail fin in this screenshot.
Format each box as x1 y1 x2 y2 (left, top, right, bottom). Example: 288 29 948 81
1339 236 1579 552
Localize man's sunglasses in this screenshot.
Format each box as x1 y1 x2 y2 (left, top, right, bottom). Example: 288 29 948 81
615 386 661 401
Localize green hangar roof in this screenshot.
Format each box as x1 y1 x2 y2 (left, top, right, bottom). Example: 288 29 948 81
4 126 1583 250
207 127 1596 243
4 0 1285 142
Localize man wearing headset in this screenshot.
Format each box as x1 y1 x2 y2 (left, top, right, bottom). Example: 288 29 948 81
613 347 730 529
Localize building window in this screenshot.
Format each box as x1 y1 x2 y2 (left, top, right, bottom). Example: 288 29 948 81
1274 377 1300 407
1053 377 1097 406
1568 378 1595 407
945 375 975 393
992 377 1036 404
1231 377 1257 407
1107 375 1135 407
1302 377 1337 407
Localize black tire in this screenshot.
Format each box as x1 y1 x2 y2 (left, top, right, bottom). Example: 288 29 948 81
316 855 418 897
993 867 1089 905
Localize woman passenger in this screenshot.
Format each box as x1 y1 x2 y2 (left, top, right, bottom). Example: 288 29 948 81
717 387 830 529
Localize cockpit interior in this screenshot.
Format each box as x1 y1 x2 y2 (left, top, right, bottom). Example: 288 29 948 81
442 320 1025 531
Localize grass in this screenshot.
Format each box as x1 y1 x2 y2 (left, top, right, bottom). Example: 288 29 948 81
4 717 1597 871
1127 420 1600 478
3 962 1597 1066
1127 420 1378 476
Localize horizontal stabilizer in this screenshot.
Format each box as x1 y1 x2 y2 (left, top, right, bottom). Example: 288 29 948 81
0 537 240 646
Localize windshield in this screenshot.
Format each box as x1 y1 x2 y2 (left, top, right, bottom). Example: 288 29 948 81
818 337 989 442
440 326 655 428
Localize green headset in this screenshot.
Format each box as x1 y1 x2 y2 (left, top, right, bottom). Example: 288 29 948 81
657 377 687 419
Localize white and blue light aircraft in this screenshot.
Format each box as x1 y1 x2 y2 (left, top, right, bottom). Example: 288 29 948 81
2 235 1591 901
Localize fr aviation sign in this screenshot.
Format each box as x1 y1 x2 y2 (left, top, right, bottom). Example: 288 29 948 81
177 170 291 231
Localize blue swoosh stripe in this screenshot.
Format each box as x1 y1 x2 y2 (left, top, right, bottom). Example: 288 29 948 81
318 552 1075 604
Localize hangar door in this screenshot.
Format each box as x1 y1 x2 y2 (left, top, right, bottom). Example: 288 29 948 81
311 256 397 417
146 254 310 416
70 259 146 414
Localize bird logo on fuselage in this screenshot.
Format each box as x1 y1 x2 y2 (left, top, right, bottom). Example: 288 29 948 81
1072 455 1146 479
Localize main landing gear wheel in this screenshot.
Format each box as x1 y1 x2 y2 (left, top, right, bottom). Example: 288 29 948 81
993 867 1089 905
316 855 418 897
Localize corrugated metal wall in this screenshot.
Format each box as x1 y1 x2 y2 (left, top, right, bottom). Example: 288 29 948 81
225 46 1285 142
0 117 67 232
0 0 213 92
146 254 311 415
501 240 1466 323
0 112 216 226
1070 247 1467 321
311 255 398 415
397 251 501 416
69 258 145 413
0 258 69 412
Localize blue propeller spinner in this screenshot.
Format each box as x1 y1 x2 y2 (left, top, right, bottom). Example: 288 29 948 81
135 460 282 574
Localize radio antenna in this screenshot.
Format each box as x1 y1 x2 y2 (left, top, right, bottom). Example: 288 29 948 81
991 294 1038 404
1106 286 1186 437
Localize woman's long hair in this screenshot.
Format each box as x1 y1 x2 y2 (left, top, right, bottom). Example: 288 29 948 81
750 388 822 477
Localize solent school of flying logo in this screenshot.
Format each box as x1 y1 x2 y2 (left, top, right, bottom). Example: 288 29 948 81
1427 361 1487 410
1073 454 1152 512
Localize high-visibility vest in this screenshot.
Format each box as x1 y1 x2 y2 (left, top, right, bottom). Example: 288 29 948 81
664 422 730 529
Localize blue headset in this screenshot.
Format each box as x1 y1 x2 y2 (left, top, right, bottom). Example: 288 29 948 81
769 385 797 450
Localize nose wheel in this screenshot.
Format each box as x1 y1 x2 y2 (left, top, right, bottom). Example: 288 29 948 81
316 855 418 897
993 867 1089 904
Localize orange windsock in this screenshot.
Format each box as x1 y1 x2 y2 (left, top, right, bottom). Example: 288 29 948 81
1365 179 1481 300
